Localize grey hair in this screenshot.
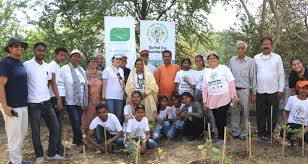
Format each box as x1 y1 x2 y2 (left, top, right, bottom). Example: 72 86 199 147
236 41 247 50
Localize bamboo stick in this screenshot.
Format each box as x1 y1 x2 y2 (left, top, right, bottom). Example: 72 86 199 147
246 119 249 155
208 123 213 164
221 126 227 164
282 126 286 158
104 126 108 155
302 122 305 157
271 106 273 144
248 122 252 158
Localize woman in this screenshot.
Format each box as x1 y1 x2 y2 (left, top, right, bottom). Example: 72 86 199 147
289 56 308 95
174 58 196 95
178 92 203 138
61 49 88 152
125 58 158 121
202 51 238 148
123 91 142 132
81 57 102 132
193 55 215 137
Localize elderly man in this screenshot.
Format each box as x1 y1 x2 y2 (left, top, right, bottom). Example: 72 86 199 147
254 36 285 142
229 41 256 140
140 50 157 75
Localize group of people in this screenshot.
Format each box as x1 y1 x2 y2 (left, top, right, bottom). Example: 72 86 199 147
0 36 307 164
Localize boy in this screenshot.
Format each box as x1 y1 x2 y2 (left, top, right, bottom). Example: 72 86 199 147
86 103 124 153
283 80 308 145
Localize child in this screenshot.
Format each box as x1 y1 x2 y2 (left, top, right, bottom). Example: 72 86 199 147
283 80 308 145
174 58 196 95
179 92 204 138
153 96 177 140
125 104 157 153
123 91 142 132
86 104 124 153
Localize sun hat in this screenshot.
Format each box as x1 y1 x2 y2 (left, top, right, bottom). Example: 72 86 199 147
4 37 29 53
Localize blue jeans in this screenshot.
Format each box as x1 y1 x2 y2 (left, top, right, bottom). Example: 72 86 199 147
67 105 83 145
28 101 60 158
95 125 124 146
124 138 157 150
153 122 177 140
51 97 65 156
106 99 123 123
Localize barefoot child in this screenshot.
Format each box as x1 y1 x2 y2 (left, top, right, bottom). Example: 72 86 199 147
123 91 142 132
153 96 177 140
125 104 157 153
283 80 308 145
86 104 124 153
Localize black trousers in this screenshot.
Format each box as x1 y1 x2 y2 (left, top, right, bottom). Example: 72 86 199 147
256 93 279 137
183 118 203 137
212 103 230 139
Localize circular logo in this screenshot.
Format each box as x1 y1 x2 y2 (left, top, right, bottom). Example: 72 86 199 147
147 23 168 44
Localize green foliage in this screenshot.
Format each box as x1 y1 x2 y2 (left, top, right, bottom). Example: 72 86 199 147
198 139 232 164
123 139 138 160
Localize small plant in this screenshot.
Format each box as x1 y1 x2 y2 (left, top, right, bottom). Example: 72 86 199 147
198 139 231 164
123 139 138 160
249 155 257 162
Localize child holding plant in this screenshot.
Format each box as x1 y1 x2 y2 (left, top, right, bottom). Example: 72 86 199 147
123 91 142 133
283 80 308 145
153 96 177 140
125 104 157 153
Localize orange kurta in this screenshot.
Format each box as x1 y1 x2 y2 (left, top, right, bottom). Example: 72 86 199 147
155 64 181 99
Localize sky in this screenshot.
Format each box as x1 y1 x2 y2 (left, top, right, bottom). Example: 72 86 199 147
16 0 262 32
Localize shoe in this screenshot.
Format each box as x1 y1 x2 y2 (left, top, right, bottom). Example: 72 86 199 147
47 154 65 160
22 160 31 164
213 139 224 148
232 135 240 139
35 157 44 164
95 148 102 154
239 135 247 140
256 136 265 142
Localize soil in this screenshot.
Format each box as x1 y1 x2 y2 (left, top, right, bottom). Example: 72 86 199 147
0 113 307 164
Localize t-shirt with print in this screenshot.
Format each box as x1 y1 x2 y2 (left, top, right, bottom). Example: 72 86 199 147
126 117 150 138
203 64 235 96
193 69 206 91
288 66 308 89
48 60 66 97
285 96 308 126
0 56 28 108
134 73 145 93
174 70 196 95
102 65 124 100
89 113 123 135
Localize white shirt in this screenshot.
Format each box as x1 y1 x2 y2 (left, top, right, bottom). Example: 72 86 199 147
147 63 157 75
61 64 86 105
24 58 51 103
124 104 134 117
102 65 124 100
203 65 235 95
254 52 285 94
48 60 65 97
285 96 308 126
174 70 196 95
89 113 123 135
193 68 206 90
126 117 150 138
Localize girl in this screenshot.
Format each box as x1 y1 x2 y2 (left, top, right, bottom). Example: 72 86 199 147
179 92 204 138
123 91 142 132
283 80 308 145
174 58 196 95
125 104 157 153
153 96 177 140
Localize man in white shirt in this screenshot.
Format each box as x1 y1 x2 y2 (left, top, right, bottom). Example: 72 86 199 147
140 50 157 75
48 47 68 157
254 36 285 142
24 42 63 163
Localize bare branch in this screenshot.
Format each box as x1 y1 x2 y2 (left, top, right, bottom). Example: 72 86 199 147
239 0 259 31
156 0 176 20
259 0 267 36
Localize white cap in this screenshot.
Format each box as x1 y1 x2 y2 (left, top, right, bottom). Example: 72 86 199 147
70 49 84 57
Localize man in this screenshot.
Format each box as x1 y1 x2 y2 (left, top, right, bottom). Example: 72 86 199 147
24 42 63 163
229 41 256 140
288 56 308 95
86 103 124 153
155 50 181 103
48 47 68 157
0 37 30 164
254 36 285 142
140 50 157 75
102 54 125 123
121 56 131 84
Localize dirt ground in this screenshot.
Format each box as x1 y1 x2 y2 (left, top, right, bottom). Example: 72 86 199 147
0 113 308 164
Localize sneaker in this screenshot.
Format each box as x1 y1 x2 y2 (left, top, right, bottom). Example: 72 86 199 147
95 148 102 154
213 139 224 148
47 154 65 160
232 135 240 139
36 157 44 164
256 136 265 142
239 135 247 140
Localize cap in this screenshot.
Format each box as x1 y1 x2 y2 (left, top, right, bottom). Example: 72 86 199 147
4 37 29 53
70 49 84 57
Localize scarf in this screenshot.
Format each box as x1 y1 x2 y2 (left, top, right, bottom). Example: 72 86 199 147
69 62 88 109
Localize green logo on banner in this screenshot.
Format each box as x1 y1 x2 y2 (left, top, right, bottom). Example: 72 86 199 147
147 23 168 44
110 28 130 41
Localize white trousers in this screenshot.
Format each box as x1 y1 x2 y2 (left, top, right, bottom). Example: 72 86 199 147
0 104 28 164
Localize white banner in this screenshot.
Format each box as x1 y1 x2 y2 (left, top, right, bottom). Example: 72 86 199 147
104 16 136 68
140 20 176 66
